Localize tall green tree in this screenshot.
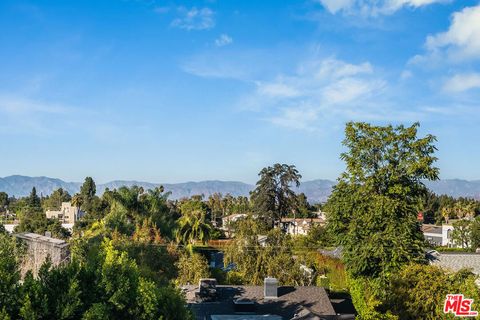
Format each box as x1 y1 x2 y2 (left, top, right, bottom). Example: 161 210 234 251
326 122 439 279
42 188 71 211
0 192 8 211
471 216 480 250
78 177 97 214
80 177 96 199
175 199 212 249
451 219 472 249
28 187 41 210
250 163 302 227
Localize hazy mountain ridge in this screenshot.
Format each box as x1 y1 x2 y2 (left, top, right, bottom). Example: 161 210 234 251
1 175 479 203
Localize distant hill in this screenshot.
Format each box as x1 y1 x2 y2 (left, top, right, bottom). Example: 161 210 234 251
423 179 480 200
1 175 479 203
98 180 254 200
0 176 256 201
0 175 81 197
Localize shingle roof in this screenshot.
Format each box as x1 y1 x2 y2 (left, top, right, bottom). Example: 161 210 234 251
183 285 337 320
421 224 442 234
431 253 480 275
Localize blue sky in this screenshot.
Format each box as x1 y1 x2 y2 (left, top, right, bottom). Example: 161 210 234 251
0 0 479 184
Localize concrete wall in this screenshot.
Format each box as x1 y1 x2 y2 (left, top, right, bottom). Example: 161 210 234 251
15 233 70 277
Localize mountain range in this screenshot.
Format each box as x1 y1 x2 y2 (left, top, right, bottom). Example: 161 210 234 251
0 175 479 203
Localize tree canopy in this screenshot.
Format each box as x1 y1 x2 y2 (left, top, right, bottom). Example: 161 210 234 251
326 122 439 278
250 163 302 227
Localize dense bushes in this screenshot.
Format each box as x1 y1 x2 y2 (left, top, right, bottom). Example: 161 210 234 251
0 233 193 320
350 263 480 320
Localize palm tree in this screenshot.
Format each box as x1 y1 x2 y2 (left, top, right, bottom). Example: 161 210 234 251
464 202 476 220
175 210 212 251
441 206 452 224
453 202 466 220
71 194 84 209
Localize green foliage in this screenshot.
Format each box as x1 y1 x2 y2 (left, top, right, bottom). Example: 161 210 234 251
0 232 191 320
291 192 315 218
294 225 335 249
156 286 194 320
0 307 10 320
471 216 480 249
15 212 70 239
224 228 313 286
385 264 480 320
175 199 213 248
348 263 480 320
207 193 251 217
175 252 210 286
0 233 23 316
316 254 347 292
77 177 97 214
27 187 41 210
0 192 8 210
250 163 302 227
82 303 110 320
101 241 139 318
80 177 96 199
114 225 178 285
42 188 72 211
421 192 480 224
451 219 472 248
326 122 438 278
348 276 398 320
104 202 135 236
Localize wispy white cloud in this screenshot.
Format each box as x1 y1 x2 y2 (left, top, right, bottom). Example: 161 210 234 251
182 49 468 130
238 57 387 130
317 0 448 16
249 58 382 104
181 50 269 80
426 5 480 61
269 106 319 131
411 4 480 65
443 73 480 93
0 95 148 142
215 34 233 47
0 95 69 115
0 95 72 135
256 82 301 98
400 70 413 80
171 7 215 31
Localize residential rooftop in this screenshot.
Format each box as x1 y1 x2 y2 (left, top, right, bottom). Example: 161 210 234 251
183 284 338 320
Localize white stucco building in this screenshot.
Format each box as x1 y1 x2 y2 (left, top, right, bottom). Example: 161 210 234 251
279 218 325 236
46 202 85 224
422 224 455 247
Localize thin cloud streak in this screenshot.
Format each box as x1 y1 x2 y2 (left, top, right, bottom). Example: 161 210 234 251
170 7 215 31
316 0 449 16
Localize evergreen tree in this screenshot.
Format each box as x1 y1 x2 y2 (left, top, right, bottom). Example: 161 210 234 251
28 187 41 210
250 163 302 227
80 177 96 199
78 177 97 214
